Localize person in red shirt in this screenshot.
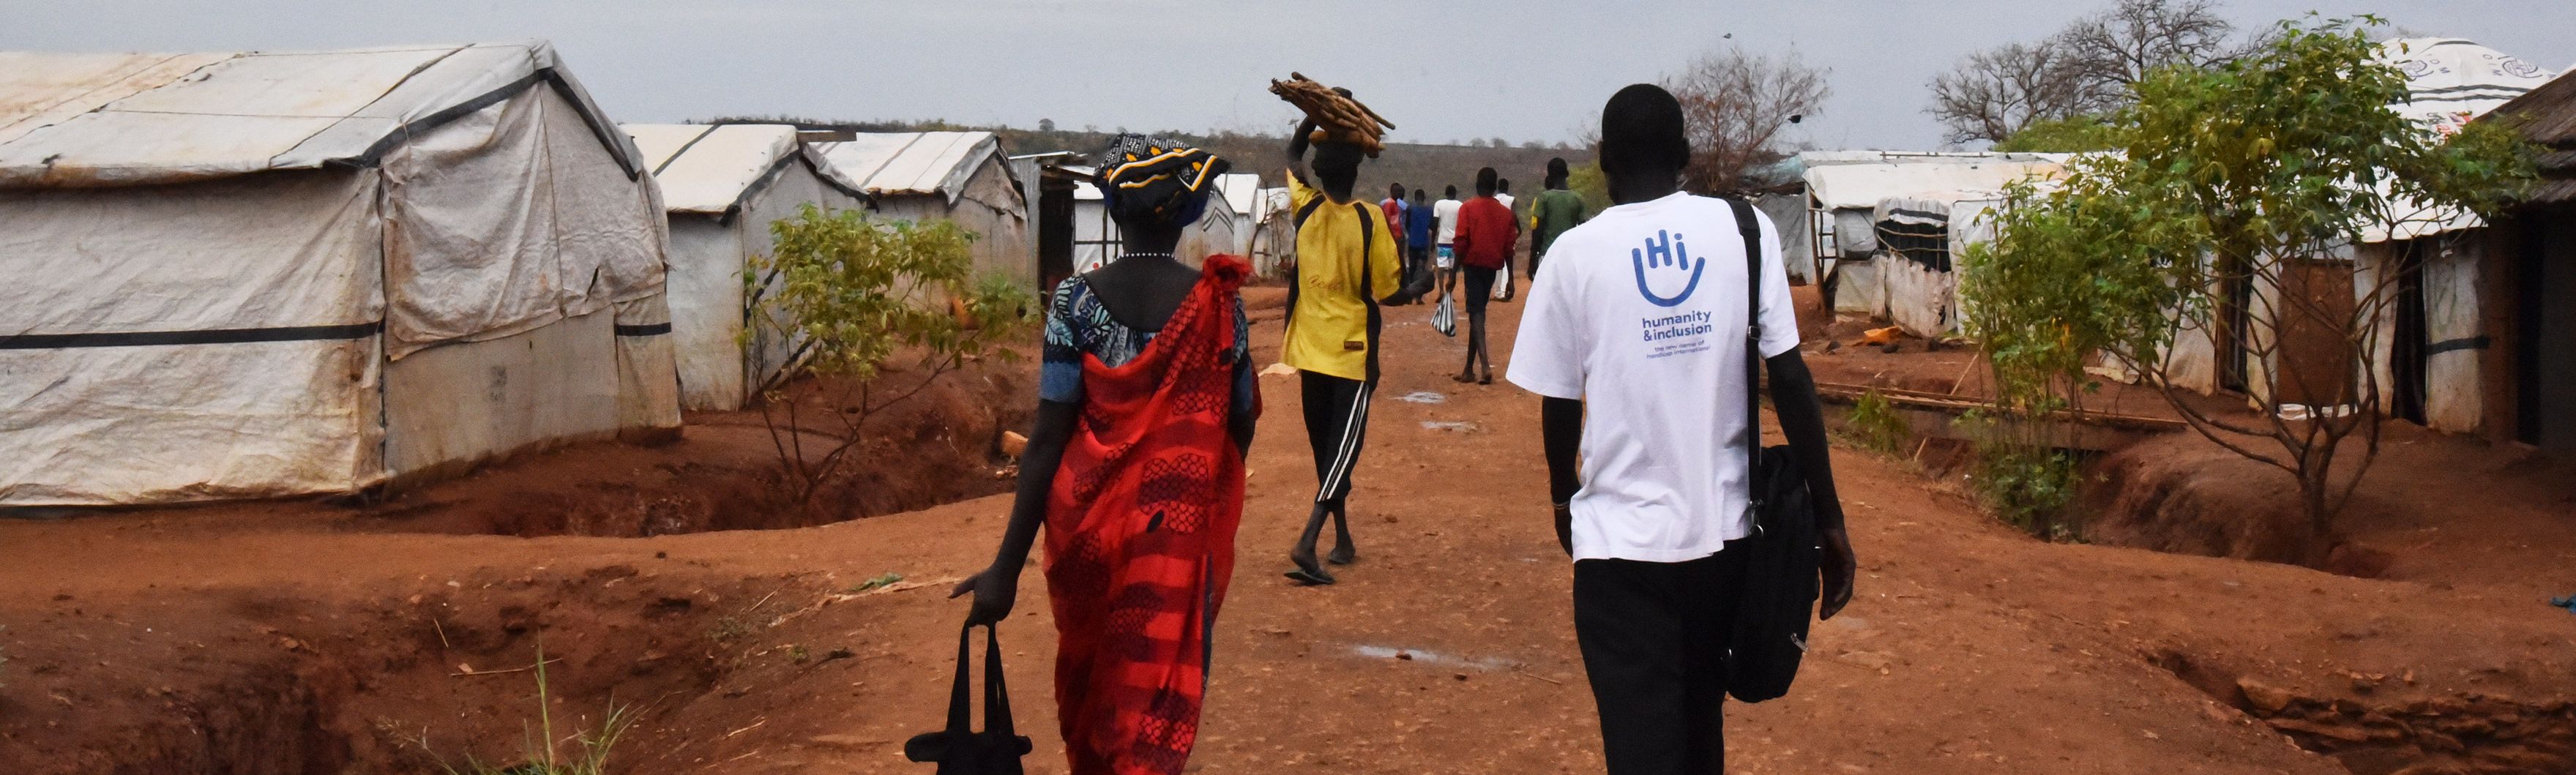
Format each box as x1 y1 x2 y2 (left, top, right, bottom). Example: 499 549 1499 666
1448 166 1520 384
1381 181 1409 251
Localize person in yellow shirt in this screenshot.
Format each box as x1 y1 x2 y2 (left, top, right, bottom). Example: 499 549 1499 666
1280 108 1420 585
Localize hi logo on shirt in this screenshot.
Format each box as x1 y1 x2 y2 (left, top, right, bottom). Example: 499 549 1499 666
1629 229 1704 307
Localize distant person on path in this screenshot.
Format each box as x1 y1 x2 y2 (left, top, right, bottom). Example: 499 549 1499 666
952 134 1261 774
1433 184 1464 302
1280 109 1418 585
1507 85 1857 774
1381 181 1411 255
1527 157 1588 277
1405 187 1437 290
1449 167 1517 384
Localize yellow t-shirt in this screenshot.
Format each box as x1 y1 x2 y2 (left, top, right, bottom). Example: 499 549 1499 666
1283 173 1403 381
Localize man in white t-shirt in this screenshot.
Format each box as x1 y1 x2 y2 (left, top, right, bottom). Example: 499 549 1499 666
1507 83 1856 774
1432 185 1464 301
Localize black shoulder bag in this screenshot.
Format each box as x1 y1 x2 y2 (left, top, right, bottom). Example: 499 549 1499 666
905 624 1033 773
1722 197 1823 704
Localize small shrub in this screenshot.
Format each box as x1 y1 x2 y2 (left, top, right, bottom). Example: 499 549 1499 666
1845 389 1913 456
1966 432 2084 538
742 206 1035 518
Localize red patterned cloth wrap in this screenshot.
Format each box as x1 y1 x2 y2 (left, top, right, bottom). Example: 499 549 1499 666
1043 255 1255 775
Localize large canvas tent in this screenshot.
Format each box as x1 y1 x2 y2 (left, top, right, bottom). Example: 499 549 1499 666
812 132 1032 286
626 123 867 411
0 42 679 506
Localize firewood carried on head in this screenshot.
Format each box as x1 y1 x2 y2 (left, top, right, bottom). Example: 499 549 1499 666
1269 72 1395 157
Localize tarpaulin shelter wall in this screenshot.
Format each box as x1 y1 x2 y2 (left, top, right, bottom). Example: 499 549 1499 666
1875 196 1957 337
1249 187 1294 278
1752 193 1813 284
1799 153 2067 315
625 123 867 411
2328 39 2556 434
813 132 1032 288
0 42 678 506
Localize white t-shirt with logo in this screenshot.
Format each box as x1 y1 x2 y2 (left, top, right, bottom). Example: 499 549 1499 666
1433 198 1463 245
1506 192 1800 563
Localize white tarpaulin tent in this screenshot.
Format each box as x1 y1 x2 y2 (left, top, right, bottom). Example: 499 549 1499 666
812 132 1032 286
0 42 679 506
2363 39 2559 243
626 123 867 411
2342 39 2556 431
1067 171 1266 274
1799 153 2067 315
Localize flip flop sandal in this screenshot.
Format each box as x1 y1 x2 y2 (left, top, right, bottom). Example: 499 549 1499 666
1283 569 1337 585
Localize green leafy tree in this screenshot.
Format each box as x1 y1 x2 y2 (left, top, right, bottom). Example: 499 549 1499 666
744 206 1033 517
1994 115 2119 152
1960 15 2532 558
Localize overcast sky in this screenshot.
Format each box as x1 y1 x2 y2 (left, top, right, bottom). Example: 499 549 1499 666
9 1 2574 150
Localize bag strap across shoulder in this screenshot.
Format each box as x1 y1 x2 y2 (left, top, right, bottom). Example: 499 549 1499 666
1728 198 1766 530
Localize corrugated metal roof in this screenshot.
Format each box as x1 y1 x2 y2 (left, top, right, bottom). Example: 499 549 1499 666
626 123 802 214
0 42 640 188
2486 70 2576 203
810 131 1001 203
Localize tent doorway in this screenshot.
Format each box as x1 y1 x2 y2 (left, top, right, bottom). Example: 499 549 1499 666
2391 239 2431 426
2515 211 2576 452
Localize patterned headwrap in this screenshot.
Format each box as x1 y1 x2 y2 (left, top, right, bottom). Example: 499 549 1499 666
1097 133 1229 230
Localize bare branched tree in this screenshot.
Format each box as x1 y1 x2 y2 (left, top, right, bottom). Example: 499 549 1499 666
1662 48 1830 195
1931 0 2247 146
2059 0 2242 100
1929 42 2095 146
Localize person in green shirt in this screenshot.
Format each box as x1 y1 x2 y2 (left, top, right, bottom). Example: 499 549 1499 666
1528 157 1589 276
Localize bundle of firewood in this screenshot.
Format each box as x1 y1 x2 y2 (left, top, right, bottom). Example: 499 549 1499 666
1269 72 1395 156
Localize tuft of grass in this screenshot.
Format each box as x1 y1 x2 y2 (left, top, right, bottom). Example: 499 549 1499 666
1845 389 1913 456
427 645 636 775
708 616 757 645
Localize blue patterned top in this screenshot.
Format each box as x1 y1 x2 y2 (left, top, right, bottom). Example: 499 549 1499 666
1041 274 1255 411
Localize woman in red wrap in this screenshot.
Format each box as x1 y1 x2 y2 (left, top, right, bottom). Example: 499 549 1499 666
952 134 1258 775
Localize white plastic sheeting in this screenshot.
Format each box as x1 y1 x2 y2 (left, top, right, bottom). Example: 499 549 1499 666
0 43 675 505
381 83 665 357
629 123 803 214
812 132 1011 203
627 123 866 410
815 132 1032 285
1802 157 2065 211
2382 38 2556 131
1875 197 1957 337
0 43 642 187
2362 39 2558 243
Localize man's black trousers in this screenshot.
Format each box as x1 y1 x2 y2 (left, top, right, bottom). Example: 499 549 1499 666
1574 545 1749 774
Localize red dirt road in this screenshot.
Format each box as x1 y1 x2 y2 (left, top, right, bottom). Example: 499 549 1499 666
0 288 2569 774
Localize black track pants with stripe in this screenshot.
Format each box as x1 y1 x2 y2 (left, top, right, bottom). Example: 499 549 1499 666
1299 371 1374 506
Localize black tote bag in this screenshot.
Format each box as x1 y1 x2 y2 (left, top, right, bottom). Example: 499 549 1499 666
905 624 1034 773
1722 198 1824 704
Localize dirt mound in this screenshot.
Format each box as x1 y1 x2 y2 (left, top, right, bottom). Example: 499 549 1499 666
2082 432 2323 565
354 356 1034 539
